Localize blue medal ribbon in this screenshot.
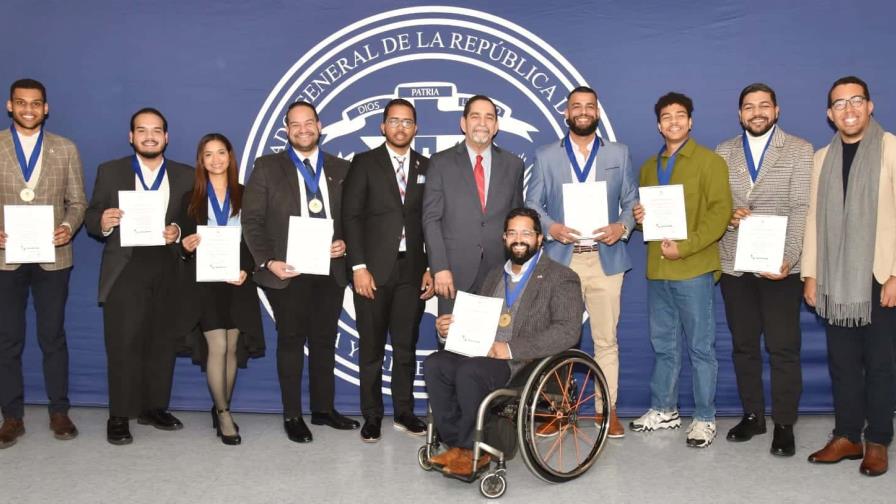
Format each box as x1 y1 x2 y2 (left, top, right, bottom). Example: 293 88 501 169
656 139 688 186
10 125 44 183
287 148 324 195
207 180 231 226
130 155 167 190
503 249 542 310
564 134 600 183
742 127 774 183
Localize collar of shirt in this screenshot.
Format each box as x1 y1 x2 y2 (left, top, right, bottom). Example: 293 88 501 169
292 146 320 171
746 125 775 159
569 136 597 181
135 155 167 184
384 144 409 171
466 143 492 169
503 251 539 283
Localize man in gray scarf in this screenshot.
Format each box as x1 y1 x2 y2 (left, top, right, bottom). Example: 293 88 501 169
802 76 896 477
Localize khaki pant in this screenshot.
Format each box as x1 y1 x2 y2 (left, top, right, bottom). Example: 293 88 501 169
569 251 624 408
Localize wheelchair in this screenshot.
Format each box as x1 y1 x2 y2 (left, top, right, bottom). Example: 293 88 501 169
417 349 611 499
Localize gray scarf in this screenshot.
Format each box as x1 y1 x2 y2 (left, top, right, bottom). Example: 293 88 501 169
815 117 883 327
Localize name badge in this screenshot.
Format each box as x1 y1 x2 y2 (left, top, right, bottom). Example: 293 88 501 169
416 174 426 184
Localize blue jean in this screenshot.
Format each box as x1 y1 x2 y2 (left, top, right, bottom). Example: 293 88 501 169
647 273 718 421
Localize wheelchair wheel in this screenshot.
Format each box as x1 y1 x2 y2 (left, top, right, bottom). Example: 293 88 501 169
479 471 507 499
517 349 610 483
417 445 434 471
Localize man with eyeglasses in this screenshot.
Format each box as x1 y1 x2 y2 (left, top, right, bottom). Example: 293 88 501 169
714 83 813 457
802 76 896 476
343 98 434 442
526 86 637 439
423 207 584 477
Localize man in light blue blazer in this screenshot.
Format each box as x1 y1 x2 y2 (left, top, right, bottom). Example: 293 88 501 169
526 86 637 438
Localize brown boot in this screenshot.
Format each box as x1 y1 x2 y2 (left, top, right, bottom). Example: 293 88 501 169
860 442 888 476
430 446 463 467
807 436 863 464
608 409 625 438
49 412 78 440
444 449 491 477
0 418 25 449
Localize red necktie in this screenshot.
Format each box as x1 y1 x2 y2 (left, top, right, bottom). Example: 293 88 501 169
474 154 486 212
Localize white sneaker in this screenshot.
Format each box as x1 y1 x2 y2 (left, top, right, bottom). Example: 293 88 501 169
686 420 716 448
629 409 681 432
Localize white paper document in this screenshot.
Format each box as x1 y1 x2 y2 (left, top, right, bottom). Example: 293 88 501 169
638 184 688 241
3 205 55 264
286 216 333 275
195 225 241 282
118 190 166 247
445 291 504 357
562 181 609 240
734 214 788 274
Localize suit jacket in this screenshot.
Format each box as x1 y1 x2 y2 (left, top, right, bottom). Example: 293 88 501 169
84 156 193 303
242 149 349 289
0 128 87 270
802 131 896 284
342 144 428 283
422 142 524 291
479 253 584 377
715 127 813 276
525 136 637 275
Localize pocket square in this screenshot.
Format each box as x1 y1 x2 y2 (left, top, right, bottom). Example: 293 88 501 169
417 174 426 184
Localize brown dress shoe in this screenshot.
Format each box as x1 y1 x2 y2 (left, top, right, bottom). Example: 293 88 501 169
608 410 625 438
430 446 463 467
49 412 78 440
0 418 25 449
860 442 888 476
444 449 491 477
807 436 863 464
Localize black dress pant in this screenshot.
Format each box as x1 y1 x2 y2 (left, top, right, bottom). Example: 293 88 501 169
265 274 342 418
423 351 510 449
355 255 424 418
0 265 71 419
720 273 803 424
103 247 178 418
825 281 896 445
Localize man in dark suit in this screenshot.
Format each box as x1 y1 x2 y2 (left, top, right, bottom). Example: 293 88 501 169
242 101 357 444
85 108 193 445
0 79 86 448
422 95 525 317
342 98 434 442
424 207 584 476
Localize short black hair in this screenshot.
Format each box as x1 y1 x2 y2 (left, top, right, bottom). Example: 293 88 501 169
463 95 497 117
504 207 542 236
382 98 416 123
10 78 46 102
567 86 597 102
130 107 168 132
654 92 693 121
738 83 777 108
285 101 320 122
827 75 871 108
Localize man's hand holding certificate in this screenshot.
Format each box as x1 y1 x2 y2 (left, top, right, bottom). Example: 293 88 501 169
734 214 788 275
444 291 503 357
118 190 166 246
3 205 55 263
638 184 688 241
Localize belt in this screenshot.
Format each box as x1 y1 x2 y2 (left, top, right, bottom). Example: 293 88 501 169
572 243 600 254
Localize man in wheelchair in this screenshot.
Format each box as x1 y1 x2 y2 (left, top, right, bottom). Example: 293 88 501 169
423 207 586 477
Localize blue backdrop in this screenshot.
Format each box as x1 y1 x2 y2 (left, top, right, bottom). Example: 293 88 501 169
3 0 894 417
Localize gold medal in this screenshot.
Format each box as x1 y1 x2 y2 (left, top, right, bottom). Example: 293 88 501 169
19 187 35 202
308 198 324 213
499 313 512 328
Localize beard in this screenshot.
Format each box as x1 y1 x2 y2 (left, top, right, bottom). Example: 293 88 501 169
132 143 165 159
566 115 599 137
506 241 538 265
742 117 777 137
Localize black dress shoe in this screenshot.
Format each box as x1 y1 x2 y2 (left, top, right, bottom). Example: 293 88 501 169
360 417 382 443
311 410 360 430
284 417 312 443
137 409 184 431
107 417 133 445
393 412 426 436
726 413 766 442
771 423 795 457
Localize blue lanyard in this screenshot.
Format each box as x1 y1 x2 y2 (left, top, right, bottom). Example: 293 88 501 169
131 155 166 190
287 148 323 194
656 139 688 185
564 135 600 182
207 180 231 226
742 127 774 183
10 125 44 182
503 250 541 310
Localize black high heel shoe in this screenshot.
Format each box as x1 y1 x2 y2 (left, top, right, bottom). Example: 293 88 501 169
216 409 241 446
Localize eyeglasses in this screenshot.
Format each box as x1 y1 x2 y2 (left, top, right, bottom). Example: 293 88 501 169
385 118 415 128
504 230 537 239
830 95 867 111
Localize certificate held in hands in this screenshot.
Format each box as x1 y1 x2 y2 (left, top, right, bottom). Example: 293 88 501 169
734 214 788 274
118 190 166 247
195 225 241 282
445 291 504 357
562 181 609 240
286 216 333 275
638 184 688 241
3 204 56 264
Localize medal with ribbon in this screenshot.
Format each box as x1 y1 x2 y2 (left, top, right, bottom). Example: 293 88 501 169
10 125 44 201
656 139 688 186
742 126 774 183
131 155 167 190
287 148 324 213
207 180 231 226
500 249 542 328
564 134 600 182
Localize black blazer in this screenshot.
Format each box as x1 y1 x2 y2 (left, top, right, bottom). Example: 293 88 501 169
84 156 193 303
242 149 349 289
342 144 428 284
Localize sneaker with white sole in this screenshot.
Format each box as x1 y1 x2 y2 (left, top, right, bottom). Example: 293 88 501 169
686 420 716 448
629 409 681 432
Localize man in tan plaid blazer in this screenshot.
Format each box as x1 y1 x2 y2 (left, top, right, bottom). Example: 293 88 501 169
0 79 86 448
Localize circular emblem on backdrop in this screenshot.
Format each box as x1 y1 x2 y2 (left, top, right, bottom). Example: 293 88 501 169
242 6 615 399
